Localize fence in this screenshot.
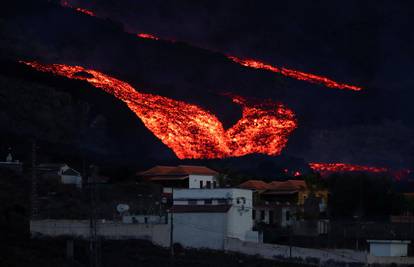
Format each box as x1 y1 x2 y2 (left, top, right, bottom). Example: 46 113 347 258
30 219 170 247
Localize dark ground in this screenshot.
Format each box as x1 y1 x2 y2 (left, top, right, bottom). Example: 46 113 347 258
0 168 313 267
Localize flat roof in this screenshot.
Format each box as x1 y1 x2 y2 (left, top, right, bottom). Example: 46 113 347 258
367 240 411 244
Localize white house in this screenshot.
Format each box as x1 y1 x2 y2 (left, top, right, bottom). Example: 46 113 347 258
367 240 411 257
38 163 82 188
138 165 219 195
170 188 261 250
60 165 82 188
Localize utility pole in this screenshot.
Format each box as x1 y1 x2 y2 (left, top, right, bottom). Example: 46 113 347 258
170 187 174 257
31 140 38 219
89 165 100 267
170 187 174 267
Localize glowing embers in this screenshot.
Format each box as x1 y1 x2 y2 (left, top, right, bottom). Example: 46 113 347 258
228 56 362 91
309 162 388 176
60 1 95 16
22 61 297 159
137 33 159 40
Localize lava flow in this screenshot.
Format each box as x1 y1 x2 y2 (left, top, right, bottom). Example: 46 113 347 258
137 33 160 40
134 32 362 91
309 162 388 176
22 61 297 159
61 1 95 16
228 56 362 91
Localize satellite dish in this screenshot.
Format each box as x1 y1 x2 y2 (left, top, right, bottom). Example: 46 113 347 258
116 204 130 213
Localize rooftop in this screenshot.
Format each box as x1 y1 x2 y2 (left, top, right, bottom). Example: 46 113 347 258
138 165 218 177
170 205 231 213
238 179 307 192
238 180 269 190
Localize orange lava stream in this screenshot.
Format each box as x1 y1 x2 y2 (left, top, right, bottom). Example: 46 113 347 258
22 61 297 159
134 32 362 91
137 33 159 40
228 56 362 91
309 162 388 176
61 1 95 16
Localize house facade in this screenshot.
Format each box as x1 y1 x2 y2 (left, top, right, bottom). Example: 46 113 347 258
171 188 260 250
37 163 82 188
138 165 219 195
239 179 328 228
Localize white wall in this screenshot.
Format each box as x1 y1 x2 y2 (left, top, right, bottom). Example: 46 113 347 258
369 241 410 257
188 174 217 188
390 243 409 257
225 237 367 265
226 189 254 241
30 220 170 247
173 188 257 243
61 175 82 188
173 213 226 250
122 215 166 224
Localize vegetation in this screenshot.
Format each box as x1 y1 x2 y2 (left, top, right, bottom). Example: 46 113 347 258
326 173 407 220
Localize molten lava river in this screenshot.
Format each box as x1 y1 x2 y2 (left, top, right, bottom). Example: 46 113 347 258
22 61 297 159
309 162 388 176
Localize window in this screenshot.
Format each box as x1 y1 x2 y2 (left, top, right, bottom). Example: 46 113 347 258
188 200 197 205
252 210 256 220
260 210 265 221
213 181 217 188
269 210 274 224
200 180 203 188
205 199 212 205
286 210 290 221
206 181 211 189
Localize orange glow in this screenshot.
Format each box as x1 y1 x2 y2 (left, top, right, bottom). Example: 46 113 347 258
22 61 297 159
134 31 362 91
229 56 362 91
60 1 95 16
309 162 388 176
137 33 159 40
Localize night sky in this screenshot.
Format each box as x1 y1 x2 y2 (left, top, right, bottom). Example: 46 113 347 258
0 0 413 171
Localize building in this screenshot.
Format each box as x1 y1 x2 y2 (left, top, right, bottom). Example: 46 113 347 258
0 150 23 174
170 188 260 250
238 179 328 228
367 240 411 257
37 163 82 188
138 165 219 196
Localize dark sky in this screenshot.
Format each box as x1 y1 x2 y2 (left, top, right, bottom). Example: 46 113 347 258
0 0 413 169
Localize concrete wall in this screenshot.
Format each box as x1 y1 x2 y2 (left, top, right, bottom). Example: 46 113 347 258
227 189 254 241
173 188 257 242
224 238 367 266
122 215 166 224
173 213 226 250
30 220 169 247
61 174 82 188
369 240 410 257
367 255 414 265
188 174 216 188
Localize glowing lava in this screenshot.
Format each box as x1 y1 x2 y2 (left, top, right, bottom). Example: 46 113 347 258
309 162 388 176
137 33 159 40
228 57 362 91
61 1 95 16
134 32 362 91
22 61 297 159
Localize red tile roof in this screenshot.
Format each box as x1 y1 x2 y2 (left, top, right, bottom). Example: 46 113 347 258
169 205 231 213
237 179 307 191
148 176 188 181
272 180 306 191
238 180 270 190
138 165 218 177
